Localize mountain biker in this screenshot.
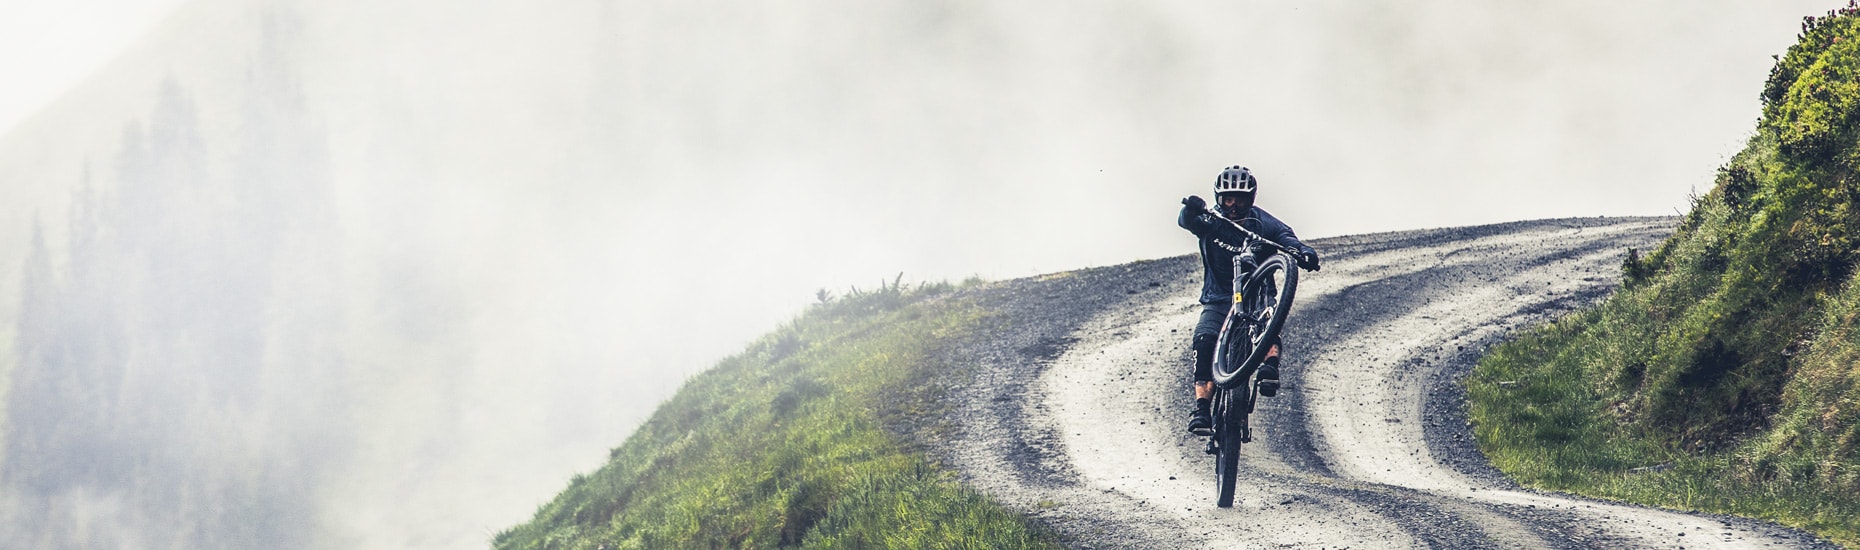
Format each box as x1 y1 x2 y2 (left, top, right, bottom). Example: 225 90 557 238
1179 165 1320 434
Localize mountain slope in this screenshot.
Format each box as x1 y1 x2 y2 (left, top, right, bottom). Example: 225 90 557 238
506 217 1837 549
493 280 1057 548
1470 7 1860 547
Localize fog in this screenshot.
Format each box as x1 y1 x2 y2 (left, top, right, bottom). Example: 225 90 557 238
0 0 1835 548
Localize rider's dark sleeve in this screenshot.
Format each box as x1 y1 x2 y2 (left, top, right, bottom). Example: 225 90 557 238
1178 204 1215 238
1184 206 1262 251
1256 208 1319 258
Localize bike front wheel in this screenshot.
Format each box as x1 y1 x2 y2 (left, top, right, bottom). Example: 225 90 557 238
1211 253 1299 387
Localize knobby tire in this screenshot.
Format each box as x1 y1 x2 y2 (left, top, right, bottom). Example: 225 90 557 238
1210 253 1299 388
1214 388 1243 508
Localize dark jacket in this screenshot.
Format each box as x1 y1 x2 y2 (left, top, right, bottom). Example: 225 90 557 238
1178 205 1316 305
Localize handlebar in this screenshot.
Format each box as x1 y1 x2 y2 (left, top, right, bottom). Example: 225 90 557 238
1197 208 1293 255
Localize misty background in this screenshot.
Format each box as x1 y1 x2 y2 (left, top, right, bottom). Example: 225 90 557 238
0 0 1836 547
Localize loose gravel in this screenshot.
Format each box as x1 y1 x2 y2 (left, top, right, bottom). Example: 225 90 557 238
907 217 1839 549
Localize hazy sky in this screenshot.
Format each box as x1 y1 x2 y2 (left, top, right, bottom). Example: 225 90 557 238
0 1 1845 548
0 0 188 135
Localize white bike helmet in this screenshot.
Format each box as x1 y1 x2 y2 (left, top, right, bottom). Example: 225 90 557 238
1214 165 1257 218
1214 165 1256 195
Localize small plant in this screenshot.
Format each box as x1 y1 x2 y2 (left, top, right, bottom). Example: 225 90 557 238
1622 248 1650 288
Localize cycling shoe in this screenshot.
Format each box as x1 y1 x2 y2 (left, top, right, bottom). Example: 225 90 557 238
1257 359 1281 397
1187 400 1212 435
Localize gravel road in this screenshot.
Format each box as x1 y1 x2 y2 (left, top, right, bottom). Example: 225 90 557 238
917 218 1838 549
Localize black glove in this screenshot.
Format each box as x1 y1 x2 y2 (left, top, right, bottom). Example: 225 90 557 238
1297 250 1321 271
1182 195 1207 213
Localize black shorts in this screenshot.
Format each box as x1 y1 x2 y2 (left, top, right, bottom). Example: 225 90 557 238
1194 303 1231 341
1190 303 1229 382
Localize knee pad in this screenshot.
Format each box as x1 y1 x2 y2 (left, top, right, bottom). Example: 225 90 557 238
1192 333 1216 382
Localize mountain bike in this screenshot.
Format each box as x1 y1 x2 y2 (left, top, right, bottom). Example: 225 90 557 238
1199 215 1300 508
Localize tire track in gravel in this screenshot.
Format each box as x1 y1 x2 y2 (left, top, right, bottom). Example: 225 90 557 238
919 217 1839 549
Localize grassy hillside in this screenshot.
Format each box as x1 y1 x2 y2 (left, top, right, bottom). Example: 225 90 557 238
494 281 1058 549
1469 6 1860 547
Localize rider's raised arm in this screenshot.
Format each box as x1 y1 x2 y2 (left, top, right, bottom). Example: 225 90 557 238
1182 208 1254 248
1179 197 1217 237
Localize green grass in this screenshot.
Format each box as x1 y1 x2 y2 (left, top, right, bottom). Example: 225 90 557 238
493 280 1059 549
1471 307 1860 546
1468 8 1860 546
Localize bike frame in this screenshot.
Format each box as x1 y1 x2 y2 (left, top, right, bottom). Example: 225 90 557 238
1212 250 1274 445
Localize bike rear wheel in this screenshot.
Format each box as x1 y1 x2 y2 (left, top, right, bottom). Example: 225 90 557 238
1214 388 1244 508
1211 253 1299 387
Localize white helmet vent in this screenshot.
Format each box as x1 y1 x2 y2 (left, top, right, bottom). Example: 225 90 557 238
1215 165 1256 194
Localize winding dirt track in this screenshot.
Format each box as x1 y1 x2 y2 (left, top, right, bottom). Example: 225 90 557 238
926 218 1837 549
